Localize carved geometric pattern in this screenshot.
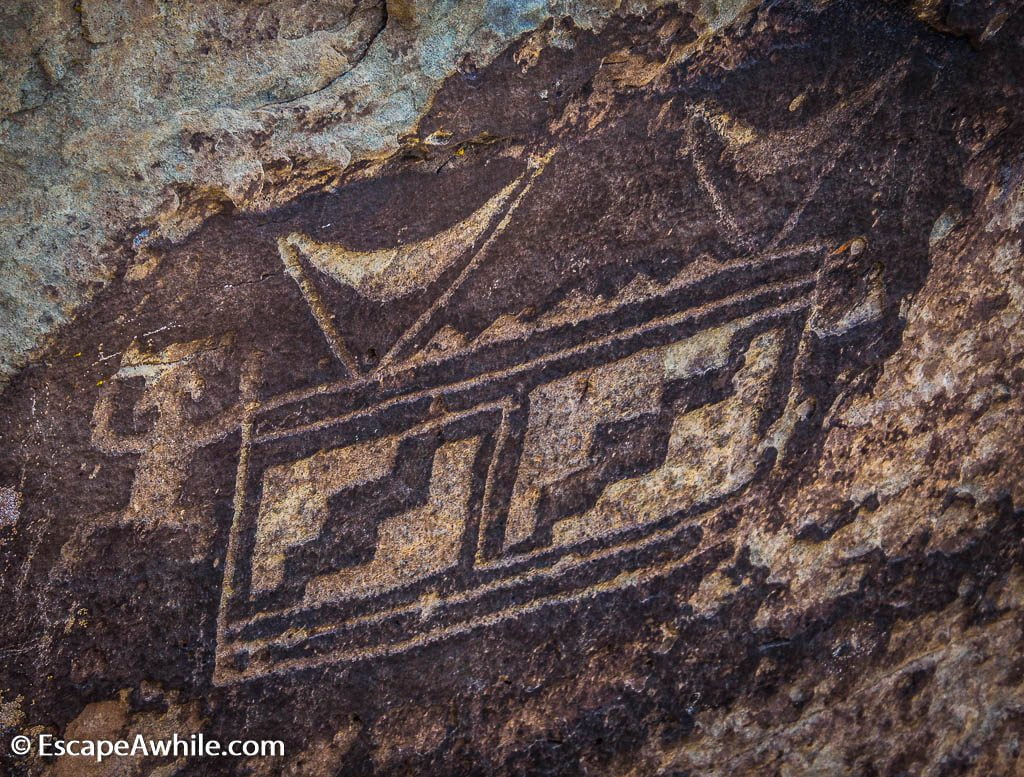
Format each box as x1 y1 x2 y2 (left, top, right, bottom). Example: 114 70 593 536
214 238 846 683
214 58 921 683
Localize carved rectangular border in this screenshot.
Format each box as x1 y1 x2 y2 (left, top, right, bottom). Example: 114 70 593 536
215 245 822 683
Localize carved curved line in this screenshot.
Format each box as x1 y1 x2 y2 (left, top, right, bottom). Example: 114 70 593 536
282 175 524 304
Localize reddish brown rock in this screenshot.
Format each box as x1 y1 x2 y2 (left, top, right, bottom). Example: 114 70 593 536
1 1 1023 775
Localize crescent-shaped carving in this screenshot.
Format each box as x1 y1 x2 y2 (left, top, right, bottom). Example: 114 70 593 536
280 174 524 303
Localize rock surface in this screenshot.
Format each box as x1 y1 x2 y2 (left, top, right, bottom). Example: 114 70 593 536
1 0 1023 775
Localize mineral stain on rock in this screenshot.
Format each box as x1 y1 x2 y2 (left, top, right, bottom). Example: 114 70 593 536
1 0 1023 775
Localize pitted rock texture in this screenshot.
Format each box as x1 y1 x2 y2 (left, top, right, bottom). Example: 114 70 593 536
2 1 1024 775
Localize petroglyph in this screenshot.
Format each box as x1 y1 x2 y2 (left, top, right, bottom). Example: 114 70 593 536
91 336 260 528
279 150 556 378
207 47 949 677
281 175 522 303
503 347 666 551
551 329 786 548
214 265 818 680
252 435 398 593
306 436 482 602
4 4 1021 772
